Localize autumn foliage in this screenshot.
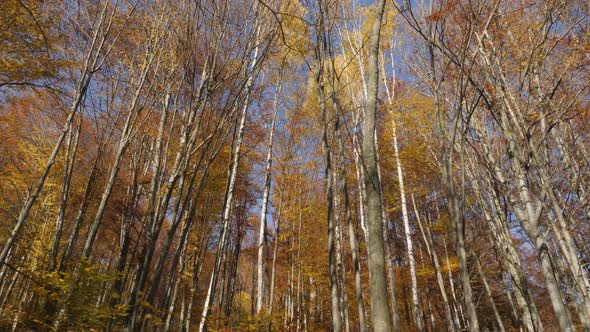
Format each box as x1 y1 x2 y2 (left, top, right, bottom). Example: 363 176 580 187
0 0 589 331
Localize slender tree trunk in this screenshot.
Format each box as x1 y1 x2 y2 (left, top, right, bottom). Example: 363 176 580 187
352 132 368 242
508 140 573 331
332 155 348 332
83 45 157 258
521 215 573 332
363 0 392 330
107 155 141 331
313 24 341 329
391 120 421 330
268 191 284 319
44 120 82 323
335 117 367 332
49 119 81 272
256 83 280 314
296 180 305 332
413 195 456 332
443 236 465 330
321 83 341 332
543 183 590 329
380 40 418 331
289 212 296 326
443 143 479 331
59 143 103 271
197 34 259 331
467 159 543 332
473 252 505 332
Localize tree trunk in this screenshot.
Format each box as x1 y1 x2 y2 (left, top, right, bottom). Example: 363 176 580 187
473 252 505 332
336 115 367 332
197 34 259 331
49 119 81 272
391 120 421 330
83 45 157 258
362 0 392 330
313 22 342 329
443 235 465 330
268 191 284 317
256 83 280 314
413 195 456 332
443 142 479 331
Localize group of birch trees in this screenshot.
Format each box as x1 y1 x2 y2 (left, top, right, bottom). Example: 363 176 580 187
0 0 589 331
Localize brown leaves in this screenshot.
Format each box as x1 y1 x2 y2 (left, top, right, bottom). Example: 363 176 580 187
425 1 457 22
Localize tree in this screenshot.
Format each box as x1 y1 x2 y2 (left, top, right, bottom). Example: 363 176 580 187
362 0 393 330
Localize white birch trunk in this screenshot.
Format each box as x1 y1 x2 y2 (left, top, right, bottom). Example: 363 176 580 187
256 83 280 314
391 119 421 330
